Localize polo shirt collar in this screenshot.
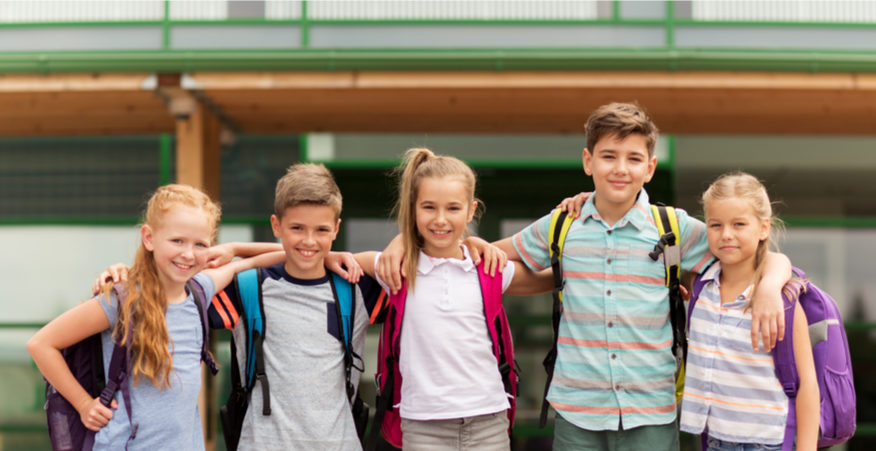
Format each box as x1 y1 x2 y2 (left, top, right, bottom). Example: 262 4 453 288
416 245 476 275
579 188 653 231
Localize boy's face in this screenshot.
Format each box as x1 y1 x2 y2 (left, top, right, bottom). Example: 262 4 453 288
270 204 340 279
582 133 657 219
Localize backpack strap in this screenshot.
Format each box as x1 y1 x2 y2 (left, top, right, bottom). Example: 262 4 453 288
328 271 362 403
540 208 575 428
649 204 686 402
771 289 799 451
367 283 407 451
186 279 218 375
92 286 138 450
236 268 270 415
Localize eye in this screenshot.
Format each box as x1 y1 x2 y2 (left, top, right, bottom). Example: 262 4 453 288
172 238 183 244
196 242 209 248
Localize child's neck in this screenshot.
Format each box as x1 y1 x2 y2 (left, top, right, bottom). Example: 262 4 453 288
718 262 757 305
422 244 464 260
164 283 188 304
593 195 636 227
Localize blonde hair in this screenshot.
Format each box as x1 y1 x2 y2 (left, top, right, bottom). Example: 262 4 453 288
702 172 785 295
585 102 659 156
104 184 220 389
274 163 342 219
393 148 480 289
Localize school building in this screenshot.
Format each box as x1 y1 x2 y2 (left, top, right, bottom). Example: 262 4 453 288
1 1 874 450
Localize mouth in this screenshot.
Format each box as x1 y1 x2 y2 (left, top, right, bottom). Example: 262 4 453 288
297 248 318 258
429 229 452 238
173 262 194 271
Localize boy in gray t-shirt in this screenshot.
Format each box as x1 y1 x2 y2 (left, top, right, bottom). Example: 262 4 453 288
209 163 382 450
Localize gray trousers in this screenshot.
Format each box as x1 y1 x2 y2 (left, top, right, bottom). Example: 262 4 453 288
400 410 510 451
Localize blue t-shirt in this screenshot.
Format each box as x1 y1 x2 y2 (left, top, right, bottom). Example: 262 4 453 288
94 272 214 451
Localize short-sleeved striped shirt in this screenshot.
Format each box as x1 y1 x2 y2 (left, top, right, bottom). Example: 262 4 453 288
513 189 712 431
679 263 789 445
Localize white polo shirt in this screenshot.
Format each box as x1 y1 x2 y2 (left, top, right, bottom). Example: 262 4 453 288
375 247 515 420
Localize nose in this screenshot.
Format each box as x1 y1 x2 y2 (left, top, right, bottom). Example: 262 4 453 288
720 226 733 240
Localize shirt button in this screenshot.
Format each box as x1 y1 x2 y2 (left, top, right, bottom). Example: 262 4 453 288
615 384 622 390
611 353 617 359
606 289 612 296
607 230 612 235
608 322 614 328
606 258 612 264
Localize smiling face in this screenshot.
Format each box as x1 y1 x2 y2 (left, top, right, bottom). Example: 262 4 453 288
705 196 770 272
271 203 340 279
415 175 476 259
142 204 213 292
582 133 657 224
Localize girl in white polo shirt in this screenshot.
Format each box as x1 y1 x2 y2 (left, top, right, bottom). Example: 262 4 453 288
355 147 551 450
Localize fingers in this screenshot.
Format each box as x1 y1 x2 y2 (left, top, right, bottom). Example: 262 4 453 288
776 312 785 343
376 254 402 294
83 399 115 431
750 319 761 352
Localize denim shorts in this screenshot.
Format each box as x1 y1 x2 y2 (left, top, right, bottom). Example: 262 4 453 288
706 436 783 451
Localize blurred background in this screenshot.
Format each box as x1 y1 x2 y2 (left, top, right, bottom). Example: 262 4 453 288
1 1 874 449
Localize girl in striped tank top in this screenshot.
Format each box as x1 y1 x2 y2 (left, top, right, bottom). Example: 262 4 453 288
679 172 819 451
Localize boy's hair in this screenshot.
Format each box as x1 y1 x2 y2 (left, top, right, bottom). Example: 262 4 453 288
114 184 221 389
274 163 342 218
393 147 481 288
585 102 659 156
701 172 784 292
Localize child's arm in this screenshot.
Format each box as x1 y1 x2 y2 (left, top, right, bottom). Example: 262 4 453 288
750 251 792 351
505 261 553 295
792 301 819 451
201 250 287 293
26 299 118 431
460 236 508 277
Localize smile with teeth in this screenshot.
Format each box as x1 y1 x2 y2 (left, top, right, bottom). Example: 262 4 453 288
173 262 193 271
430 229 451 237
297 248 318 257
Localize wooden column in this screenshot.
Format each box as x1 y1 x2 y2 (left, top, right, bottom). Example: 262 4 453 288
175 102 221 451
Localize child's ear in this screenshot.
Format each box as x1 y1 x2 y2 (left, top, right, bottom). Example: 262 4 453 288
467 200 478 223
141 224 154 251
644 154 658 182
582 148 593 175
270 214 281 239
332 218 341 237
759 218 771 241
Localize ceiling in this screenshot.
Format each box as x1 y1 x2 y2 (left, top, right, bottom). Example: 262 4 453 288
4 70 876 137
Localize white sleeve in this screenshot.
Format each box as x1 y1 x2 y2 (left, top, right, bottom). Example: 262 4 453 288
500 260 516 293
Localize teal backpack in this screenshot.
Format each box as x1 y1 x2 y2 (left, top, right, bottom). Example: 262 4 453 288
219 268 368 450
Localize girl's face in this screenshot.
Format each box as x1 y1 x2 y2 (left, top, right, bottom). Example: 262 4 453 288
142 204 213 291
415 175 476 259
705 197 770 271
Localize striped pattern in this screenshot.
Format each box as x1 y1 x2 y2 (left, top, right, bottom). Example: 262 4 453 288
679 263 788 445
513 189 712 431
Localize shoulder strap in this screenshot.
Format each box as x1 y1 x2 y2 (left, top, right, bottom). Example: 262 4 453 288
540 208 575 427
650 204 686 402
186 279 218 375
98 286 138 448
329 272 361 403
236 268 270 415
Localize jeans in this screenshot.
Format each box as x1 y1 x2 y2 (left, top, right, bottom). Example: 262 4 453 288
400 410 509 451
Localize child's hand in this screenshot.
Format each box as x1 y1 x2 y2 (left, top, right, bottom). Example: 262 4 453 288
750 290 785 352
556 191 591 218
326 251 364 283
462 236 507 277
377 235 405 294
78 397 117 432
206 243 235 268
91 263 129 295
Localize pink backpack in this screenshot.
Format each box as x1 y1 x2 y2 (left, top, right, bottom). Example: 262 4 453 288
366 261 518 450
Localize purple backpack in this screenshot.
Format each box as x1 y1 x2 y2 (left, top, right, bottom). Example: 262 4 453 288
46 280 217 451
366 261 518 450
690 267 856 449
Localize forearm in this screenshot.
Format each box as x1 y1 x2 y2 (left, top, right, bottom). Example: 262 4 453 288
28 341 93 413
506 262 552 295
353 251 378 278
755 251 792 296
223 241 283 258
795 378 820 450
493 237 520 261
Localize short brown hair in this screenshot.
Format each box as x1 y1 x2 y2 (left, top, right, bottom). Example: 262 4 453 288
585 102 659 156
273 163 342 218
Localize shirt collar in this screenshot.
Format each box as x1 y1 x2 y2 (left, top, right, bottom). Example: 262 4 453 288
416 245 476 275
579 188 653 231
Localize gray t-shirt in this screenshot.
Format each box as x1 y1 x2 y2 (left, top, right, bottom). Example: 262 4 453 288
95 272 214 451
212 265 381 451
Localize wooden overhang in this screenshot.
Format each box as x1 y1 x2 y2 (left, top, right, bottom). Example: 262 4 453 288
4 70 876 137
